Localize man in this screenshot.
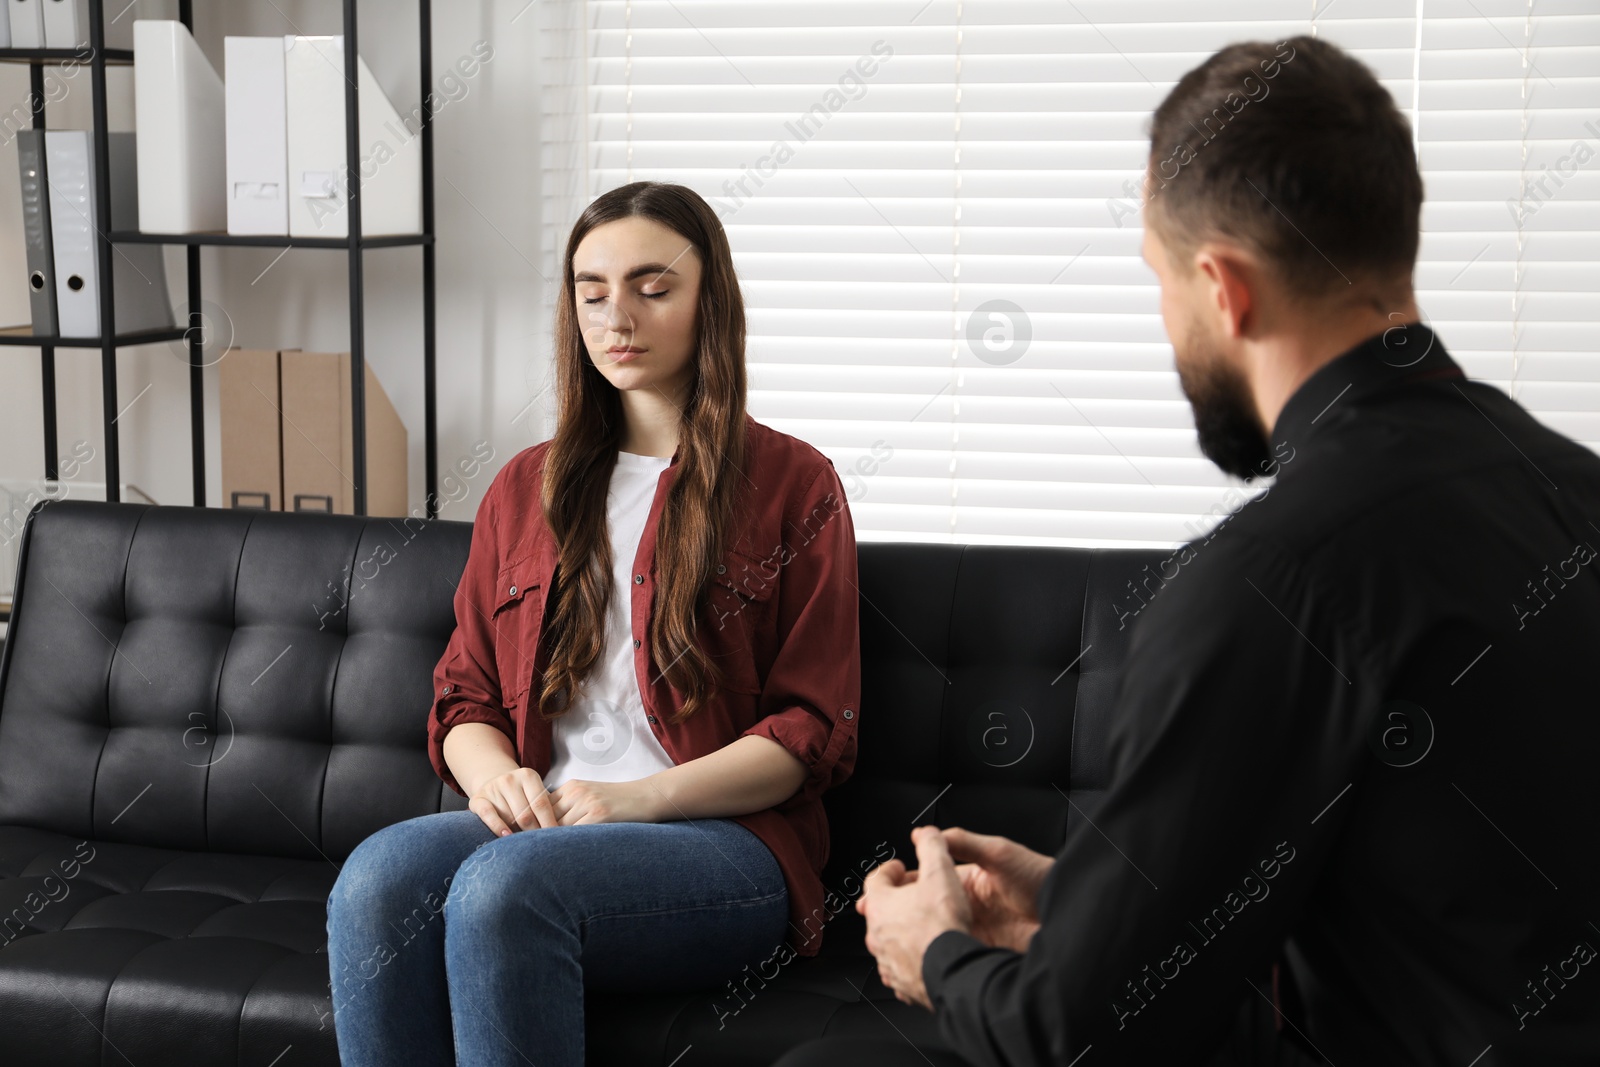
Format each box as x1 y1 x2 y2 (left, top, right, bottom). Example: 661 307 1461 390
772 34 1600 1067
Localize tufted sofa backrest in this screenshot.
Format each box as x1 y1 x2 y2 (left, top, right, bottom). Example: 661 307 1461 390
0 500 471 861
820 542 1166 905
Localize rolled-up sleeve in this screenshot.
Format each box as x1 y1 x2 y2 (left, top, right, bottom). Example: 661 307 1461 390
427 477 516 797
739 458 861 806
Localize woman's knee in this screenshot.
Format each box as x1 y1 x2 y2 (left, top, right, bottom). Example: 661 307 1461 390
441 833 544 931
330 811 489 919
329 829 411 924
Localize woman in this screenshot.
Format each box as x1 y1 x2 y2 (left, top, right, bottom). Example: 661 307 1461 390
325 181 862 1067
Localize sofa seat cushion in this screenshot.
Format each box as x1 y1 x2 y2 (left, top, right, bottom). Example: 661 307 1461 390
0 824 341 1066
0 823 957 1066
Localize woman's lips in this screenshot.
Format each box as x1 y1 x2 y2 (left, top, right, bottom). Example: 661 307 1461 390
609 347 644 363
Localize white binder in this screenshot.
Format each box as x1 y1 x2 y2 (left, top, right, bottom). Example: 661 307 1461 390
9 0 43 49
285 35 421 239
133 20 225 234
41 0 135 50
45 130 174 338
224 36 289 236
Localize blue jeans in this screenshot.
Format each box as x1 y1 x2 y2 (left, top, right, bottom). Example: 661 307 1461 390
325 808 789 1066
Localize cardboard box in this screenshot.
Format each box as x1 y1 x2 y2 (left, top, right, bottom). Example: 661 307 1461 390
219 347 407 517
280 350 407 517
219 347 285 511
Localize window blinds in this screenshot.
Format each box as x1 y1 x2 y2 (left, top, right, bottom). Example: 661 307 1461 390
536 0 1600 548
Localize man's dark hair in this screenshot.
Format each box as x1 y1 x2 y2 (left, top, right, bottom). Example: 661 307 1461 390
1146 35 1423 297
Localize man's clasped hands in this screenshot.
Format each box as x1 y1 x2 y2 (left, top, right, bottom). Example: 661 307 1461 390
856 825 1056 1010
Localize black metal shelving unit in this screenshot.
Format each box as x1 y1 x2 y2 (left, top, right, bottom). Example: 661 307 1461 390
2 0 439 519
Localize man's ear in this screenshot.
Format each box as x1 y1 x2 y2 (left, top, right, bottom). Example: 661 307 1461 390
1192 244 1256 340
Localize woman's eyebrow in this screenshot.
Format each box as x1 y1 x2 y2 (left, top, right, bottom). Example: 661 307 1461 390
573 263 680 284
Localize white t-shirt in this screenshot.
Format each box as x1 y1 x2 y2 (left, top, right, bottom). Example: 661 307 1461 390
542 449 679 791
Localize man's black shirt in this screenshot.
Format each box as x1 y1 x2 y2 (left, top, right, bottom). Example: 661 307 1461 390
921 323 1600 1065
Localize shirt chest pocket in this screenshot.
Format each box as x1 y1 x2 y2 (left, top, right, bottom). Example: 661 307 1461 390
701 545 778 695
491 559 542 711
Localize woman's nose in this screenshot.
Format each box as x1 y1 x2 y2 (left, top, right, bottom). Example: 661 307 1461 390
602 298 635 333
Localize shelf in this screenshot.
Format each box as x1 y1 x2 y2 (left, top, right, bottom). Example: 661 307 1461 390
108 230 435 250
25 0 441 520
0 47 133 64
0 325 189 348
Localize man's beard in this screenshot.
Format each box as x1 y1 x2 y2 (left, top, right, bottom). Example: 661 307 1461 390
1175 319 1273 482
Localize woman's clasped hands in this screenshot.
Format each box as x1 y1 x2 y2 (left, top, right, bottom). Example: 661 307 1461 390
468 768 667 835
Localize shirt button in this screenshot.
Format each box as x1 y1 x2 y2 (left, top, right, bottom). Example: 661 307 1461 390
647 714 658 725
633 638 641 648
442 685 451 696
716 564 726 574
508 585 518 596
634 573 644 584
842 708 853 720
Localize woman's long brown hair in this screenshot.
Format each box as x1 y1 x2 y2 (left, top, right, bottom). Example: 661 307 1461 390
535 181 749 727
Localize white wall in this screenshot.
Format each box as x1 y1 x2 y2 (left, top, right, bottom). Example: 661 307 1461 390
0 0 554 526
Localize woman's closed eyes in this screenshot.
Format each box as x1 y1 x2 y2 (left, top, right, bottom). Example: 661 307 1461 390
582 290 670 304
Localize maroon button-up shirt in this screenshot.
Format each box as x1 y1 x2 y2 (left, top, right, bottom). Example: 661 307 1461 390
426 413 861 958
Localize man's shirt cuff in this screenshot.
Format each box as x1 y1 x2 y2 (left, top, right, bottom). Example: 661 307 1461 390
922 928 1016 1006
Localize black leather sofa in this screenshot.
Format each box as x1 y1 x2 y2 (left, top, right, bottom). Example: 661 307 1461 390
0 499 1278 1065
